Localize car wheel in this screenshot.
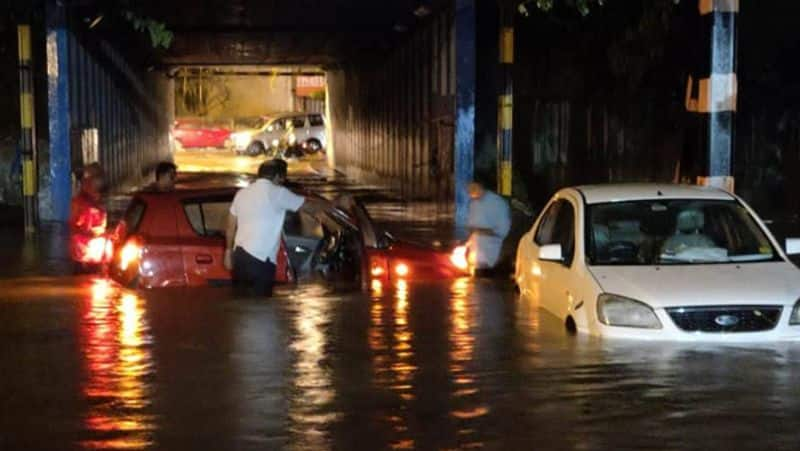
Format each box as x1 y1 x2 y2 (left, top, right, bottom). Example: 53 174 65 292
305 139 322 154
246 141 265 156
565 316 577 335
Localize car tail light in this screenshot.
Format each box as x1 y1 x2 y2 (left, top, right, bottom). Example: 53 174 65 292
85 236 113 264
450 245 469 271
370 256 388 278
119 237 143 271
394 262 410 277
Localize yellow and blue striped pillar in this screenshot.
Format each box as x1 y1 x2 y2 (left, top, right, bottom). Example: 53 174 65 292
497 6 513 196
686 0 738 192
455 0 476 229
46 0 73 221
18 25 37 235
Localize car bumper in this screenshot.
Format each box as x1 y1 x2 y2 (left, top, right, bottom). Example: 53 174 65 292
593 308 800 342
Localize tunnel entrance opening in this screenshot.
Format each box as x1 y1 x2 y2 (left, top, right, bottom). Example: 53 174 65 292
167 65 329 174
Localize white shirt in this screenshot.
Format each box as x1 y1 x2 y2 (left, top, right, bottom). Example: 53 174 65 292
467 190 511 268
229 179 305 262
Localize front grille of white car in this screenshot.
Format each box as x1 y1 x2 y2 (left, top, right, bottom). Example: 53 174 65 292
665 305 783 333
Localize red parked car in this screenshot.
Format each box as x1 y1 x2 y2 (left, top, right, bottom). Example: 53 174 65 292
172 118 231 149
108 186 468 289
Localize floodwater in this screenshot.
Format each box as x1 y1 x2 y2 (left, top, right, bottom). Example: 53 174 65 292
3 152 800 450
4 275 800 450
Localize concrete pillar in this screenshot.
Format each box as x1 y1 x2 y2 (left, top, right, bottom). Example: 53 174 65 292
18 25 38 235
497 4 514 196
689 0 738 191
46 0 72 221
454 0 476 230
324 75 335 169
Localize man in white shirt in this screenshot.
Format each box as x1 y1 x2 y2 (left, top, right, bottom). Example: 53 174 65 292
224 159 325 296
467 181 511 273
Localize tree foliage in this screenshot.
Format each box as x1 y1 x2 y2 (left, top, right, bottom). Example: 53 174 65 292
519 0 682 17
518 0 602 17
123 11 173 49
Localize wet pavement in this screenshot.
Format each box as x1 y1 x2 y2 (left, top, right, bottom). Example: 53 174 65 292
3 151 800 450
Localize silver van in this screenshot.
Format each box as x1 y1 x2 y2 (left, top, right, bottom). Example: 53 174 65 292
230 112 326 156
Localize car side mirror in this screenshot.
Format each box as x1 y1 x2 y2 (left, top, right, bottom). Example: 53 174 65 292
539 244 563 262
786 238 800 255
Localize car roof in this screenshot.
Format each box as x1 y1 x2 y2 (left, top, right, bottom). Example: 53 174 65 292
270 112 310 119
572 183 735 205
134 187 238 202
132 182 321 203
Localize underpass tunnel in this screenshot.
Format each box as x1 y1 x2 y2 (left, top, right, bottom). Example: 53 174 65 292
166 65 328 173
13 0 800 231
154 0 472 213
22 0 476 226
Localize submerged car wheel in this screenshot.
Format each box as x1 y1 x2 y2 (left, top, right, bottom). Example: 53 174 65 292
305 139 322 154
246 141 265 156
565 316 577 335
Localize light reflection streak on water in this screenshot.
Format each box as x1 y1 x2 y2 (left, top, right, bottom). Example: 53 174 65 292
81 278 154 450
449 278 489 425
392 280 415 397
288 285 338 450
377 279 417 450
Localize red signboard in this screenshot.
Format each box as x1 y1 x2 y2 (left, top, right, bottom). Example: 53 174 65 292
295 75 325 97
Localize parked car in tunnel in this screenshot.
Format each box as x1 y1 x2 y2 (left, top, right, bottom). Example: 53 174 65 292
109 184 467 289
230 112 326 156
172 118 232 149
514 183 800 341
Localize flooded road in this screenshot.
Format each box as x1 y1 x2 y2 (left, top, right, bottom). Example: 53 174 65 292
3 153 800 450
3 275 800 450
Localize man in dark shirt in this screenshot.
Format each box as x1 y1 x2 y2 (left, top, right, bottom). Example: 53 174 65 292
150 162 177 192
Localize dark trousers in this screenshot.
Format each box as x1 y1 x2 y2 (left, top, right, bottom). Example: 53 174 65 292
233 247 277 297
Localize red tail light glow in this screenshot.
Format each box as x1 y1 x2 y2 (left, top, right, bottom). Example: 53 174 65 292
394 263 410 277
450 245 469 271
85 237 113 264
119 239 142 271
370 256 388 278
371 266 385 277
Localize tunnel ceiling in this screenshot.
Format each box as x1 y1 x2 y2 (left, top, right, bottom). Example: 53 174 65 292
136 0 448 67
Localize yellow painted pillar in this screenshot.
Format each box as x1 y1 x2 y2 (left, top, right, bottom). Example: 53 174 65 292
497 8 514 196
18 25 38 235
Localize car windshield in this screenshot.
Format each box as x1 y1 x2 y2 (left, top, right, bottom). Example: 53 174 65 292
586 199 780 265
235 117 267 130
266 118 287 132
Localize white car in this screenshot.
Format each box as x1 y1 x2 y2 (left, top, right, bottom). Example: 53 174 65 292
514 184 800 341
230 113 326 156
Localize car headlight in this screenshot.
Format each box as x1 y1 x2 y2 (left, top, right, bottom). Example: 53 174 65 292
790 300 800 325
449 245 469 271
288 133 297 145
597 294 662 329
271 138 280 147
232 132 253 148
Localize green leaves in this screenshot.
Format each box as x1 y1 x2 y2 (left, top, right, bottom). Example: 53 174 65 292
123 11 174 49
519 0 599 17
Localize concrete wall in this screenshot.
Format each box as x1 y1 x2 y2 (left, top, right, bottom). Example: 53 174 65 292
34 8 175 221
65 31 173 188
328 6 457 201
175 75 293 119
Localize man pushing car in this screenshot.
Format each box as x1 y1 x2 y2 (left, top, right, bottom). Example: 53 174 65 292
224 159 329 297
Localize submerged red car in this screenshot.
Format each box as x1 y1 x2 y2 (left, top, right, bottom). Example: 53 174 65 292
109 186 468 289
172 118 231 149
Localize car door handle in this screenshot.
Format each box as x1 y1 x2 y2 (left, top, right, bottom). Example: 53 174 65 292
195 254 213 264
